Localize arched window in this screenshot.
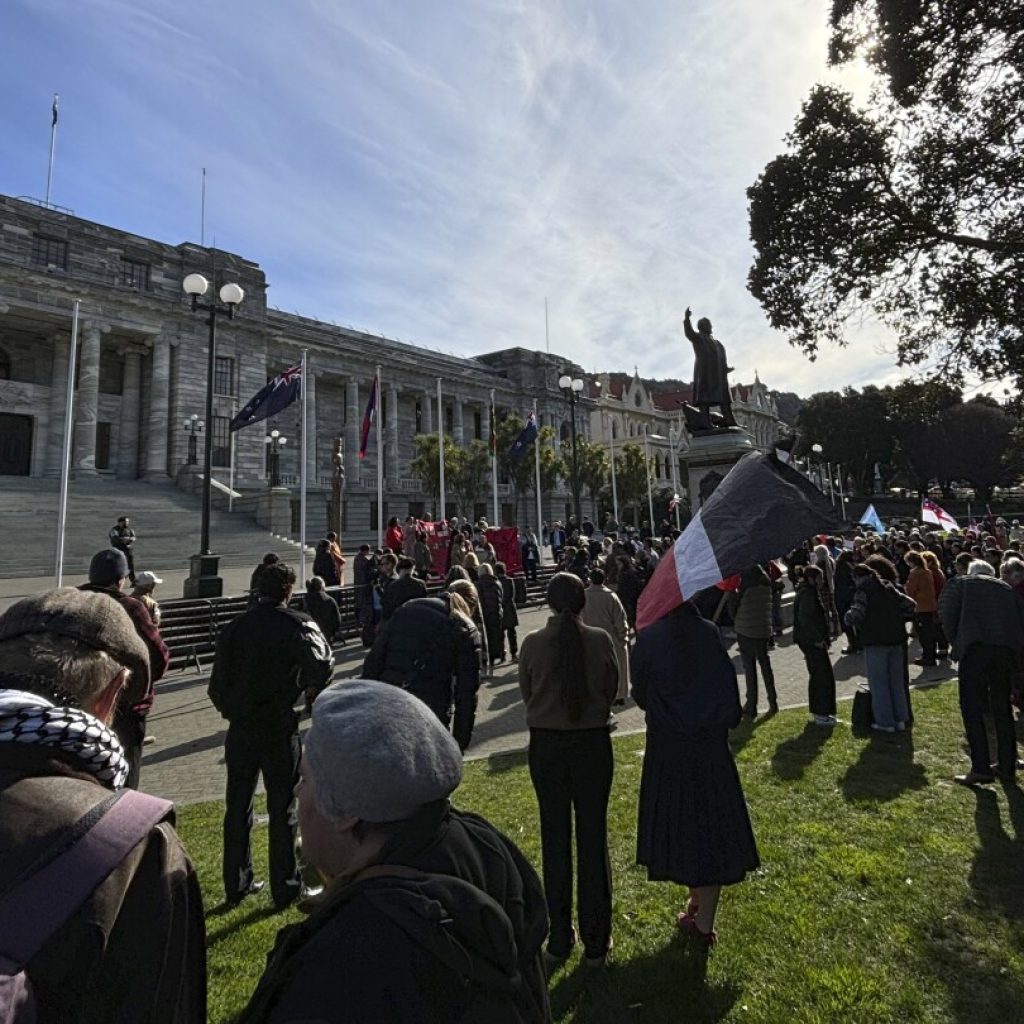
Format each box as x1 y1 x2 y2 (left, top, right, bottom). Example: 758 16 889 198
0 348 10 380
560 421 571 445
611 419 619 440
634 391 642 408
628 422 634 437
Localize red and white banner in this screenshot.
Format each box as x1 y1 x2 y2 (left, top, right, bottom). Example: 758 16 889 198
921 499 959 531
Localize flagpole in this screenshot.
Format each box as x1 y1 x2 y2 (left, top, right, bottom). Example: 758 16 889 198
55 298 80 585
376 365 383 549
490 389 498 526
605 411 619 527
437 378 446 521
836 463 847 521
299 350 308 586
826 461 836 507
46 94 58 207
228 398 236 513
533 399 543 548
201 167 206 247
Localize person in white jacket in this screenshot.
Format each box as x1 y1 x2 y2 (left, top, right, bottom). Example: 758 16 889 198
580 567 630 704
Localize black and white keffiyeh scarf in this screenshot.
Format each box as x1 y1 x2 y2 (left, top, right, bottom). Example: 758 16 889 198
0 688 129 788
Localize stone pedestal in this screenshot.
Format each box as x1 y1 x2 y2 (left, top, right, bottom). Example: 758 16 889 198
183 553 222 599
685 429 755 507
255 487 292 534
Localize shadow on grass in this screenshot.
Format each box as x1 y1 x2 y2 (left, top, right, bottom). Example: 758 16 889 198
206 900 280 944
549 933 740 1023
967 784 1024 921
728 712 775 756
770 722 833 781
487 749 528 774
839 732 928 803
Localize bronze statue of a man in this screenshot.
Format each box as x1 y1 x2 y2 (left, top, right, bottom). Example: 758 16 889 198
683 307 737 429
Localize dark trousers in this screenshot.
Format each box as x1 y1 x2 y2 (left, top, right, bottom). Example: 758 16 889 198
959 644 1018 776
113 705 145 790
505 626 518 658
525 561 538 583
915 612 937 664
528 727 613 960
799 642 837 716
223 716 302 904
117 545 136 584
737 635 777 712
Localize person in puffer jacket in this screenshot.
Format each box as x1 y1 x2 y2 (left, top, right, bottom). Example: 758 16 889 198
732 565 777 717
362 593 481 751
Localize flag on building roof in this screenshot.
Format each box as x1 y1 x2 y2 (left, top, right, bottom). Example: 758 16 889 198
921 498 959 531
636 451 838 631
508 412 538 462
359 374 379 460
859 504 886 534
230 363 302 431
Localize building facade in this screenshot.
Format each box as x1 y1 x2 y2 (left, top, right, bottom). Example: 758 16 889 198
0 195 783 536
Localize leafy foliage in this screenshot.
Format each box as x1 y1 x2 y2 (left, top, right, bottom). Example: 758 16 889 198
449 440 491 519
575 439 610 503
410 434 457 516
613 443 650 524
748 3 1024 386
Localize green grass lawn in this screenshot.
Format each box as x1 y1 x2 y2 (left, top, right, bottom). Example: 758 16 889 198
177 684 1024 1023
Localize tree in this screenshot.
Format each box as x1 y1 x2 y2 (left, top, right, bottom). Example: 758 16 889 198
614 443 649 526
449 440 490 519
886 379 962 495
537 430 566 511
794 385 896 494
747 3 1024 387
495 416 537 527
410 434 457 517
938 398 1022 502
575 440 610 512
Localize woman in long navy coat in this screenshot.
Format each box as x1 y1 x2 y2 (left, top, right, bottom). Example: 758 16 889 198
631 601 760 946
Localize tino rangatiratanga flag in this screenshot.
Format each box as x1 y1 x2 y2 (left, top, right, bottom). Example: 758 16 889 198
230 364 302 432
636 451 838 631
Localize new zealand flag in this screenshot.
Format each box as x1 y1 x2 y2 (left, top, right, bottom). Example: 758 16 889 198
508 412 538 462
230 364 302 432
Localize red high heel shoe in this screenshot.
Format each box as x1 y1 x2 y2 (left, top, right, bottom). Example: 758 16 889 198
677 912 718 947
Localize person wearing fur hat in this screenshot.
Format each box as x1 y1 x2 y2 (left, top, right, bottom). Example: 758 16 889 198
0 588 206 1023
239 680 551 1023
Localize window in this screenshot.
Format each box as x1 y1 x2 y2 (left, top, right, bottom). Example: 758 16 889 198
214 356 235 397
415 401 422 433
634 392 642 408
445 406 453 435
31 235 67 269
474 410 482 440
120 257 150 289
212 416 231 468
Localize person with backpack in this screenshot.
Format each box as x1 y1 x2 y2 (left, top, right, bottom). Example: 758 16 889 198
0 588 206 1022
241 679 551 1023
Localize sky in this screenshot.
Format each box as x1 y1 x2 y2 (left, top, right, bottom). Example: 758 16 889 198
1 0 911 397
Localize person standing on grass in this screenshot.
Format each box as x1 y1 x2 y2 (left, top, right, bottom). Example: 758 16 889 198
939 559 1024 786
239 680 551 1023
844 561 915 734
209 562 335 910
580 567 630 705
792 565 838 725
518 572 619 969
631 600 760 948
904 551 938 667
732 564 778 718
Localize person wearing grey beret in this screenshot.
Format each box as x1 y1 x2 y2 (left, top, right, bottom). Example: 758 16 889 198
0 587 206 1022
240 678 552 1023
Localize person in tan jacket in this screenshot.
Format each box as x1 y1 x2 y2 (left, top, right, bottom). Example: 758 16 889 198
518 572 618 968
905 551 938 666
580 567 630 703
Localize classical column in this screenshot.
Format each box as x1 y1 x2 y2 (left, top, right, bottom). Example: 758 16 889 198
117 349 142 479
345 378 359 483
46 333 69 477
144 335 171 479
387 383 400 481
305 360 317 484
72 323 101 475
421 388 433 434
453 398 464 445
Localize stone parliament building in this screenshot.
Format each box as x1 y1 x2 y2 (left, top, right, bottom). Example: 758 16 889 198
0 194 784 537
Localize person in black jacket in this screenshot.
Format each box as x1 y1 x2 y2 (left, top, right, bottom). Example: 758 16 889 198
313 540 340 588
495 561 520 662
381 556 427 622
239 680 551 1024
362 593 481 751
792 565 837 725
209 562 335 909
475 563 504 664
249 552 280 607
305 576 342 645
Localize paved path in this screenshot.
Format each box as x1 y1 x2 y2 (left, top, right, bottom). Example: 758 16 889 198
140 604 953 805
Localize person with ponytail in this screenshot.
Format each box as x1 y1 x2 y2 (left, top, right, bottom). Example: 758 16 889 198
518 572 619 968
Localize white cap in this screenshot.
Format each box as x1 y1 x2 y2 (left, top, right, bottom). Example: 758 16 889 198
134 571 163 586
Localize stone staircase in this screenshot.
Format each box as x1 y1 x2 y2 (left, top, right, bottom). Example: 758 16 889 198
0 477 303 578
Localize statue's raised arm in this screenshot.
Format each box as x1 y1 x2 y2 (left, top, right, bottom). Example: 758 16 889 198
683 306 701 345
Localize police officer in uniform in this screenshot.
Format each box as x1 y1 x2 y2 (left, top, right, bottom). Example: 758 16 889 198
209 562 334 909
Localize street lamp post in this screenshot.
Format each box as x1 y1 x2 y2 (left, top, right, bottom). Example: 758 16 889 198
181 272 244 598
182 413 204 465
264 429 287 488
557 372 584 526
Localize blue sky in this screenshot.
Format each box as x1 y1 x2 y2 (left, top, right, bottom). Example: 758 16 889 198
2 0 906 396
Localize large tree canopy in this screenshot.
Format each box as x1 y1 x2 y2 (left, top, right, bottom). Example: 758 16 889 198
748 1 1024 386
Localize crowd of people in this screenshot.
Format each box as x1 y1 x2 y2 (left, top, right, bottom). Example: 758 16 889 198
1 504 1021 1021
